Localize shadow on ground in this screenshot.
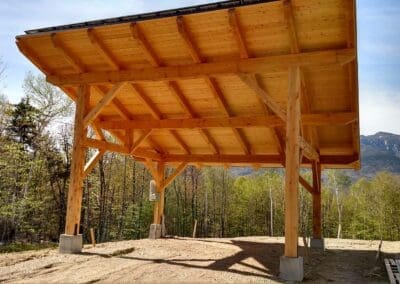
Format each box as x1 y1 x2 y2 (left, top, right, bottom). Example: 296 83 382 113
81 238 393 283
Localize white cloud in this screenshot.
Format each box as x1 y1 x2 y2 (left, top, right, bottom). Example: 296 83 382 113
360 89 400 135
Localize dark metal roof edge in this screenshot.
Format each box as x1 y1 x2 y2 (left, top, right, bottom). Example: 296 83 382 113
24 0 277 35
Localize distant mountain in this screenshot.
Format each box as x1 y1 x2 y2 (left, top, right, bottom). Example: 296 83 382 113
359 132 400 177
230 132 400 178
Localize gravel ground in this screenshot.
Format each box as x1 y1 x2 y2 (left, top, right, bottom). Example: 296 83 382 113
0 236 399 283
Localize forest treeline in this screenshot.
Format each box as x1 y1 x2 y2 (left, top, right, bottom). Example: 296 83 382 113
0 72 400 246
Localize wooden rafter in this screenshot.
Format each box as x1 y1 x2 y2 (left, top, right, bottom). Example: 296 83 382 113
228 8 285 156
130 22 214 155
167 81 220 154
128 83 191 154
228 9 249 59
176 16 202 63
130 23 161 66
51 33 86 73
98 112 356 130
87 28 120 71
50 33 167 160
17 1 359 172
130 83 162 119
85 30 167 155
177 16 251 155
47 48 355 86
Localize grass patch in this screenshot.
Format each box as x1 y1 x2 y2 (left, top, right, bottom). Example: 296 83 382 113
0 242 57 253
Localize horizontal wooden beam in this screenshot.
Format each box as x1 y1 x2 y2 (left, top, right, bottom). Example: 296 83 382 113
83 138 161 161
47 48 355 86
161 154 357 165
82 137 357 166
97 112 356 130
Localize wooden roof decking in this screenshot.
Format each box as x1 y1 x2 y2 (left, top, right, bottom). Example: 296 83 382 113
16 0 359 169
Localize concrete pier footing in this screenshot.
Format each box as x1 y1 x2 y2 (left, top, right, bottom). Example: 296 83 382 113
279 256 304 282
59 234 82 254
310 238 325 250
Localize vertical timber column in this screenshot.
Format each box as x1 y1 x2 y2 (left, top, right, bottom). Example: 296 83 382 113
149 162 165 239
59 84 90 254
311 161 324 249
157 162 166 225
279 67 304 281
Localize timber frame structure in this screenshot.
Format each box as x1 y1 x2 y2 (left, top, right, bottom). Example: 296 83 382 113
16 0 359 280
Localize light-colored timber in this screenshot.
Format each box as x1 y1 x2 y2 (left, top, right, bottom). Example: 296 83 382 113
64 85 89 235
17 0 359 268
97 112 356 130
312 161 322 239
284 66 301 257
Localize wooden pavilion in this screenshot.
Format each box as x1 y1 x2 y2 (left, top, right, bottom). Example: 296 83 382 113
16 0 358 280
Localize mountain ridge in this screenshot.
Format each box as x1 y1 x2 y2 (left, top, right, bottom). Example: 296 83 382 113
230 132 400 177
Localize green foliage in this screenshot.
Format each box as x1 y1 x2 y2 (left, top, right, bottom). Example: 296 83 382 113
23 72 73 131
1 73 400 248
7 98 40 148
0 242 57 253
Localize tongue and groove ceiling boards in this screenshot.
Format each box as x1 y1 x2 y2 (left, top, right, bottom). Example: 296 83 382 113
16 0 359 169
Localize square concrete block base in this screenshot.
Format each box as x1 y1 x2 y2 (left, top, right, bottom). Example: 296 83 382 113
279 256 304 282
149 224 162 239
310 238 325 250
59 234 82 254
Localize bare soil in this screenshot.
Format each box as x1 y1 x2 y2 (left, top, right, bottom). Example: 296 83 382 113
0 236 399 283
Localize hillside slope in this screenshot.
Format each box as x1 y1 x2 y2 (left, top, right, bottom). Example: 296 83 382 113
359 132 400 176
231 132 400 177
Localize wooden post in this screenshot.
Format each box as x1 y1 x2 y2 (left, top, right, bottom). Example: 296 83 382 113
153 162 165 224
284 67 301 258
312 161 322 239
90 228 96 247
65 84 90 235
192 219 198 238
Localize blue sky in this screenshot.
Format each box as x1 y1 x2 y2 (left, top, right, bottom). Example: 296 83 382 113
0 0 399 135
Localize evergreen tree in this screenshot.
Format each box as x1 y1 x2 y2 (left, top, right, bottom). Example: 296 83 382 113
7 98 40 150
